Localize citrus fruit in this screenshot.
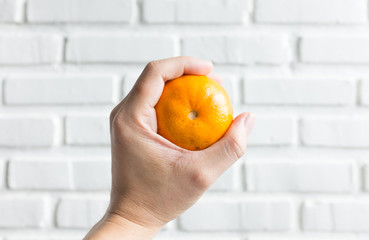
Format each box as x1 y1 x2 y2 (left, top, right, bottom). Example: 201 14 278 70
155 75 233 151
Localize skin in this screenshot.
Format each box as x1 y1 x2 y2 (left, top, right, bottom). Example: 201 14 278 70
84 56 256 240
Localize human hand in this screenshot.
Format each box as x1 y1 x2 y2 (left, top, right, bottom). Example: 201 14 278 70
84 56 255 240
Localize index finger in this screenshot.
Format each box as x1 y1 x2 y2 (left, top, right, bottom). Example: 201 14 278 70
131 56 213 108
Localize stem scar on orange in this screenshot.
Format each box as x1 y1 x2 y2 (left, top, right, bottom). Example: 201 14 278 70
155 75 233 151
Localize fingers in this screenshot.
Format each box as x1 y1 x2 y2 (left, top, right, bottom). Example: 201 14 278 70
207 73 222 84
194 112 256 180
129 56 213 108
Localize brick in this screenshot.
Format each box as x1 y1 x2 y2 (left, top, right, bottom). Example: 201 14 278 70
248 115 295 146
0 117 56 147
142 0 176 23
0 160 4 189
0 197 48 228
56 197 109 228
365 165 369 191
143 0 248 24
210 165 240 192
7 238 81 240
0 0 24 22
67 35 176 63
302 201 369 232
301 36 369 64
28 0 132 23
301 117 369 148
0 78 2 105
0 35 62 64
302 201 333 231
241 201 291 231
182 35 291 64
8 160 72 190
71 161 111 190
179 200 241 231
180 199 291 231
244 78 355 105
154 237 240 240
361 79 369 106
123 73 139 97
66 116 110 145
255 0 367 24
246 162 353 193
247 238 351 240
5 76 116 105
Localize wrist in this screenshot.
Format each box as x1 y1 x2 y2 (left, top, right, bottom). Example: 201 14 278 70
84 212 161 240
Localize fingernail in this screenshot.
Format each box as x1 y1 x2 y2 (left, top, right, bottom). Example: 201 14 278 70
244 113 256 134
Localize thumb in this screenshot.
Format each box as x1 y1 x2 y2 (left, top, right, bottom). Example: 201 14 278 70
200 112 256 174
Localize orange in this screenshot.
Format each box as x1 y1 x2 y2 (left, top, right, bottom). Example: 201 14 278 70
155 75 233 151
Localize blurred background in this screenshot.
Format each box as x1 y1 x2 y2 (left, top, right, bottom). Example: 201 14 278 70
1 0 369 239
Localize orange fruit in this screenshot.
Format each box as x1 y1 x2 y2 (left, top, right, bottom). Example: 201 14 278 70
155 75 233 151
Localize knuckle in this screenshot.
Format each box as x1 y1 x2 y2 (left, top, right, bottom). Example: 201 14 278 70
225 135 246 160
190 168 212 190
145 60 160 72
134 81 148 96
110 114 132 143
110 109 128 132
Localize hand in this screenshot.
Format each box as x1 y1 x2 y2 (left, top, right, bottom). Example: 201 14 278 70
84 56 256 240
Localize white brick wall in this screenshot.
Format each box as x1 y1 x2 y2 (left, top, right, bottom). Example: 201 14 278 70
1 0 368 239
8 160 72 190
0 197 49 228
6 238 81 240
154 236 240 240
179 200 241 231
244 78 355 105
28 0 133 23
71 161 111 190
0 117 57 147
67 35 177 63
209 162 241 192
123 73 139 97
180 199 291 231
143 0 249 24
301 117 369 148
0 160 5 189
300 36 369 64
364 165 369 191
302 201 369 232
255 0 367 24
66 115 110 145
246 161 353 193
240 201 292 231
182 35 291 64
56 197 109 228
7 160 110 190
247 115 296 146
4 75 117 105
0 0 24 22
0 34 62 64
0 78 3 106
361 79 369 105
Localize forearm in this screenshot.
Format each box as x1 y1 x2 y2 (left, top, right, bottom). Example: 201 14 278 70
84 213 161 240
